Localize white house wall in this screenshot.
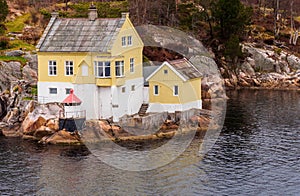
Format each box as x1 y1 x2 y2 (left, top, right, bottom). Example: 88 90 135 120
38 82 99 120
112 77 144 121
147 100 202 113
38 78 144 122
143 87 149 103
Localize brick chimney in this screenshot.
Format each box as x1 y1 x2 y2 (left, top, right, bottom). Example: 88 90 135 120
88 3 98 21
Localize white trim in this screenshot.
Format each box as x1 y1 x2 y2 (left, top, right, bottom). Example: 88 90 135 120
121 36 126 47
64 60 74 76
48 60 57 76
130 58 135 73
146 61 187 82
148 100 202 113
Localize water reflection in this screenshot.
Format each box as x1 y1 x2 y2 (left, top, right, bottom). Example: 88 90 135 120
0 90 299 195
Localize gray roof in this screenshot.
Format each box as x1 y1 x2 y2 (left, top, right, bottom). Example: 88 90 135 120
37 17 125 52
168 58 202 80
143 65 159 85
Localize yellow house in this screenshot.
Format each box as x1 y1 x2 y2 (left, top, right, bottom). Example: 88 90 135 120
145 58 202 113
36 5 144 121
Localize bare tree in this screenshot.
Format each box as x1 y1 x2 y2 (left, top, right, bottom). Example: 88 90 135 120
289 0 299 45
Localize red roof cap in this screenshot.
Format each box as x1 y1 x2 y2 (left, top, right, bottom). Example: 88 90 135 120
62 89 82 104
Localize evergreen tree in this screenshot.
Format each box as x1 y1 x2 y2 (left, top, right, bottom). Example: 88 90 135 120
212 0 252 39
0 0 8 23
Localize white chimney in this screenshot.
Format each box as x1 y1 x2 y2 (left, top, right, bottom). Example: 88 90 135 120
88 4 98 21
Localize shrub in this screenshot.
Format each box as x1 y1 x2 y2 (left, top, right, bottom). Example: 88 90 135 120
0 36 9 49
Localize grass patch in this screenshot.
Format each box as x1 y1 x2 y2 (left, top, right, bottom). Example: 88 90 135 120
9 40 35 51
0 56 27 65
5 14 31 33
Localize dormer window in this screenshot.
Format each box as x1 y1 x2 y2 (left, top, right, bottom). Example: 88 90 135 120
121 36 126 47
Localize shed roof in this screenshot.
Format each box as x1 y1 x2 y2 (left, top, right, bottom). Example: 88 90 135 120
146 58 202 82
168 58 202 80
36 17 125 52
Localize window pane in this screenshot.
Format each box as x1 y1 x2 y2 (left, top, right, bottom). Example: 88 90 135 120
122 36 126 46
49 88 57 94
174 85 178 95
66 88 71 94
128 36 132 45
130 58 134 72
154 85 159 95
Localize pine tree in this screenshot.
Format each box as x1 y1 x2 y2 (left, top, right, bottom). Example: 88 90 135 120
0 0 8 23
212 0 252 39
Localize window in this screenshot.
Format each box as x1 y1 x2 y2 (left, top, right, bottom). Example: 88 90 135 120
154 85 159 95
131 85 135 91
174 85 179 96
48 61 57 76
49 88 57 94
130 58 134 73
115 61 124 77
122 87 126 93
65 61 74 76
127 36 132 46
66 88 71 94
122 36 126 46
164 69 168 74
94 61 111 78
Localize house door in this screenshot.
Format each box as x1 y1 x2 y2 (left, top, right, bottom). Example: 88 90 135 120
98 87 112 119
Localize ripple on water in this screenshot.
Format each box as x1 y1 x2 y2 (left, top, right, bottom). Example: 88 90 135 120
0 90 299 195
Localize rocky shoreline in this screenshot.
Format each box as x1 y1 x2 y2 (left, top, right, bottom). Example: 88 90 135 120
1 41 300 144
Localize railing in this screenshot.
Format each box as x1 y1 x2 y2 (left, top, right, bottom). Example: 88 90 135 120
60 110 86 118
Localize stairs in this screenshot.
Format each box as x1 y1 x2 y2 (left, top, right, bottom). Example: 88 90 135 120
138 104 149 116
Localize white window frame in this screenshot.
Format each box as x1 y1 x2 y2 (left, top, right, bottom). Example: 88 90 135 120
115 61 124 77
65 60 74 76
173 85 179 96
48 60 57 76
154 85 159 96
121 36 126 47
127 36 132 46
49 88 57 94
130 58 134 73
94 61 111 78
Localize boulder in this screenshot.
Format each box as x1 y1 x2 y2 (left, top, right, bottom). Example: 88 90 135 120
243 44 277 71
5 50 24 57
22 116 46 135
46 119 59 131
22 64 38 82
287 55 300 70
21 103 63 135
241 61 255 76
41 130 81 145
34 126 55 139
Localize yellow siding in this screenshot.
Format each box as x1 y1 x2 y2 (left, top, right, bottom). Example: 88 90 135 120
38 52 96 83
148 64 201 104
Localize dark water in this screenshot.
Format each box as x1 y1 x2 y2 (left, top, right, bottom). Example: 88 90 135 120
0 90 299 195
